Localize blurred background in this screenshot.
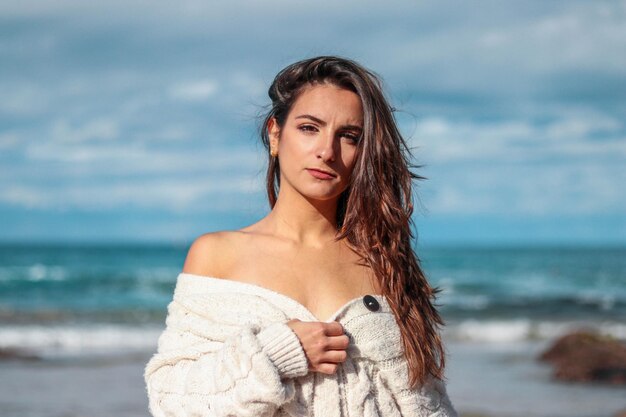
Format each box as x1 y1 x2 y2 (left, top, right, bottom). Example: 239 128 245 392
0 1 625 416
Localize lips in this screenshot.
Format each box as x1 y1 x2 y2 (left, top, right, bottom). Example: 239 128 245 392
306 168 337 179
310 168 336 177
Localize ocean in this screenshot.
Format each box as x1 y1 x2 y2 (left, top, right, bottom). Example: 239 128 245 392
1 242 625 417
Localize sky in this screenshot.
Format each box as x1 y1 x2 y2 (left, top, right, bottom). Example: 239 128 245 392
1 0 625 246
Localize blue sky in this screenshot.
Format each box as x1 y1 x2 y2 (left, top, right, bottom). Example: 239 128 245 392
1 0 624 246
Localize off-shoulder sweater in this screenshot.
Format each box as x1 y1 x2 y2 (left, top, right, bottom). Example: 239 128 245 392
144 272 458 417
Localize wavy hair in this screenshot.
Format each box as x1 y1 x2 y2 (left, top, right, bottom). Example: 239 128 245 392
257 55 447 389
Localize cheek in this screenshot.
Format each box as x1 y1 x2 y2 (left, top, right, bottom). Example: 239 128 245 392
278 139 308 175
281 133 310 158
342 150 358 174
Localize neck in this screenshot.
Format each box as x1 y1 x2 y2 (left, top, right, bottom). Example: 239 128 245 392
265 184 341 249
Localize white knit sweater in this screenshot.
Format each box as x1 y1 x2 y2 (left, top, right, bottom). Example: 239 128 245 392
144 272 458 417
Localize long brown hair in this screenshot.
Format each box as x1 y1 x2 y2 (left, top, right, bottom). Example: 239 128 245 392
257 55 446 389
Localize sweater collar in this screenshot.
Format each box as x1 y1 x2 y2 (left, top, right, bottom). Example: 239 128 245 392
175 272 389 323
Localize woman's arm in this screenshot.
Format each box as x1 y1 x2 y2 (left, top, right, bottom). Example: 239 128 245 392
144 299 309 417
144 235 309 417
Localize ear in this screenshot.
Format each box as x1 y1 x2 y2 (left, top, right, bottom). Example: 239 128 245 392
267 117 280 148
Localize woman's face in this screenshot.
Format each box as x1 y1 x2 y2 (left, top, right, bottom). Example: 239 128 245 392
268 83 363 202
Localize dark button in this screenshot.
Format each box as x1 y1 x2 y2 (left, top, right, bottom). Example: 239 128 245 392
363 295 380 312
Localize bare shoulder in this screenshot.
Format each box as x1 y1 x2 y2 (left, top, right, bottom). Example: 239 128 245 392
181 231 241 278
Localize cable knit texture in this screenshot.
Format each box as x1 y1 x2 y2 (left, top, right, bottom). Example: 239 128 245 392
144 272 459 417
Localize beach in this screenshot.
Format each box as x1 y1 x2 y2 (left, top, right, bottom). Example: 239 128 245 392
1 336 625 417
0 243 625 416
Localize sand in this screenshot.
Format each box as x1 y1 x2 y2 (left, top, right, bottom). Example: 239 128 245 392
1 340 624 417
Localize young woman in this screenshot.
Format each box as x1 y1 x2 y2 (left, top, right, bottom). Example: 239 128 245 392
144 55 458 417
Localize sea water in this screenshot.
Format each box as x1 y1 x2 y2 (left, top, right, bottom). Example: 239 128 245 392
0 242 624 416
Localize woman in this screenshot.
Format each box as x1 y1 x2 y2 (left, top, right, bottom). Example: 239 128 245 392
144 55 458 417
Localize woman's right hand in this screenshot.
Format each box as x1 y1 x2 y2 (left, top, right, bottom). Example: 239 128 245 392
286 318 349 375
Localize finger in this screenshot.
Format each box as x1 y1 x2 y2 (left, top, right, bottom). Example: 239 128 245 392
321 349 347 364
317 363 338 375
325 334 350 350
323 321 345 336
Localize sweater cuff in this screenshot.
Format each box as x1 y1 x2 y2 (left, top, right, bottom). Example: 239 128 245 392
257 321 309 379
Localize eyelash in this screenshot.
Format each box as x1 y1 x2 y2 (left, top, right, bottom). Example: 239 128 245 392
298 125 360 142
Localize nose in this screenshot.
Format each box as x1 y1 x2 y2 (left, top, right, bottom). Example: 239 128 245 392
316 130 336 162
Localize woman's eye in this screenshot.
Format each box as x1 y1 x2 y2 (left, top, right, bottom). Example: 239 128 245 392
298 125 359 143
299 125 317 133
342 133 360 143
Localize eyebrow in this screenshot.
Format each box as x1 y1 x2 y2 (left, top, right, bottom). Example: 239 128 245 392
295 114 363 131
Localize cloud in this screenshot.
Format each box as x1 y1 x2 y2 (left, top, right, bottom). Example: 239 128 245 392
0 176 263 212
406 111 625 216
0 82 50 117
421 160 625 217
169 79 218 102
51 118 119 143
0 131 20 150
408 112 625 164
0 0 624 242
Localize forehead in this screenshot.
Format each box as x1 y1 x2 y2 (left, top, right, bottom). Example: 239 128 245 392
289 83 363 123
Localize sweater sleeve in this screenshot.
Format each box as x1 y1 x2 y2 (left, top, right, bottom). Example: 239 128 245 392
426 378 458 417
396 375 458 417
144 299 310 417
376 357 459 417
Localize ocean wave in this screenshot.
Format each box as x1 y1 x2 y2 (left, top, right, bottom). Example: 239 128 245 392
0 264 69 282
442 319 626 343
0 324 163 357
1 318 625 360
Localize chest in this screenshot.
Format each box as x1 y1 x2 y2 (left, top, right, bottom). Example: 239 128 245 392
223 240 381 322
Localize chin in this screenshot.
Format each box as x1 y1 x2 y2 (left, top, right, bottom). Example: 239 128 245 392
302 186 344 202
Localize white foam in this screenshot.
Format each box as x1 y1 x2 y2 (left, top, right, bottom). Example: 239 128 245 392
2 319 625 357
0 324 164 356
443 319 626 343
0 265 69 281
